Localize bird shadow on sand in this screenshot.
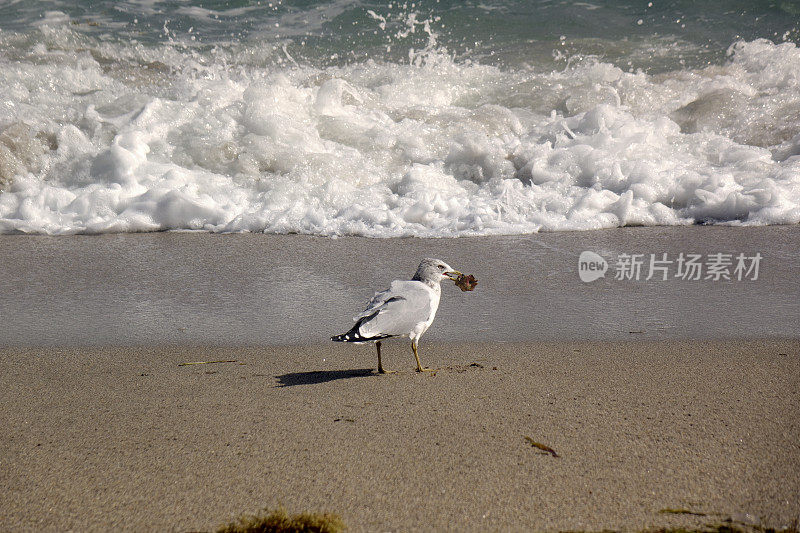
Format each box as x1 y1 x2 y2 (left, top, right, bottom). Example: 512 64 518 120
274 368 377 387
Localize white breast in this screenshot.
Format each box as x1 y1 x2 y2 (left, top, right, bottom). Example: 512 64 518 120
409 283 440 341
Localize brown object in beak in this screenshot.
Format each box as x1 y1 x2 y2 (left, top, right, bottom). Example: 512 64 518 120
454 273 478 291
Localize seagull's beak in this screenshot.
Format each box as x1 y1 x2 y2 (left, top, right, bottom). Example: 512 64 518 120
445 270 462 280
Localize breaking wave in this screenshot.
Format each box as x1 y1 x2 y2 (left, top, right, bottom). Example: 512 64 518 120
0 14 799 235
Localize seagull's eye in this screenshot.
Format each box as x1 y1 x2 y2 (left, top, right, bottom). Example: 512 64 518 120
437 264 445 270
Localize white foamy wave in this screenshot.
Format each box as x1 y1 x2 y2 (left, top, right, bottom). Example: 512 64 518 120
0 28 798 235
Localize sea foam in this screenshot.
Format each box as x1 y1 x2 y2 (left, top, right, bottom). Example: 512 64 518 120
0 19 798 235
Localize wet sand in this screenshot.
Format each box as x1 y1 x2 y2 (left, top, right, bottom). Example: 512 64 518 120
0 225 798 346
1 340 798 532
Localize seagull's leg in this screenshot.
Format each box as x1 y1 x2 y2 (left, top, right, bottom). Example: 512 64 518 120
412 340 434 372
376 341 395 374
376 341 385 373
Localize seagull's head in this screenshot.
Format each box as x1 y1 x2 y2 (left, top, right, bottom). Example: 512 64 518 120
413 258 462 285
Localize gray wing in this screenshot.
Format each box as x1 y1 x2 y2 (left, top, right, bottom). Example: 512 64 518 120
356 280 433 338
356 287 394 320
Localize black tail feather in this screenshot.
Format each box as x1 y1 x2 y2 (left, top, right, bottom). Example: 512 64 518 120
332 311 396 343
331 328 394 343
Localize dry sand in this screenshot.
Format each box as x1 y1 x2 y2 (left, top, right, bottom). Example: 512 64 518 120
2 340 798 532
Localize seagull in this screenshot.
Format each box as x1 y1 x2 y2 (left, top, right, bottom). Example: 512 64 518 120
331 258 463 373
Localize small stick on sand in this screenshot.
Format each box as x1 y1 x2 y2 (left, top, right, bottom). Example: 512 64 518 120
178 360 238 367
524 435 560 457
658 508 708 517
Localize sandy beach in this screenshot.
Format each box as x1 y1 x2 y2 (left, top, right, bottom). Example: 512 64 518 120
1 226 799 531
1 340 798 532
